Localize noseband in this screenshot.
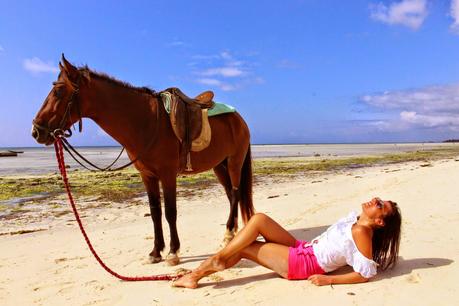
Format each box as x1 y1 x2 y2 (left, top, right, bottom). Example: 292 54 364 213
33 75 83 140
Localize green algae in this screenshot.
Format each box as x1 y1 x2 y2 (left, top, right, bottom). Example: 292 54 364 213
1 147 458 204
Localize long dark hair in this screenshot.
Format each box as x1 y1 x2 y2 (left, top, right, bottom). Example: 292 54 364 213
372 201 402 270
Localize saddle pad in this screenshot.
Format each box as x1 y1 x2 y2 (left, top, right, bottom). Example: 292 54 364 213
207 102 236 117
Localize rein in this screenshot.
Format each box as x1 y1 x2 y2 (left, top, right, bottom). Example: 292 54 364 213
53 136 185 281
60 137 132 172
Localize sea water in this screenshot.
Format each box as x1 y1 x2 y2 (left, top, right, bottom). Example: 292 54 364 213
1 143 457 176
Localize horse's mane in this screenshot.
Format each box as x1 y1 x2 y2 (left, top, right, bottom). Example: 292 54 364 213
79 65 157 96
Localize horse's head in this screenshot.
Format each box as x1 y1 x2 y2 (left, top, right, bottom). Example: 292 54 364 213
32 54 88 145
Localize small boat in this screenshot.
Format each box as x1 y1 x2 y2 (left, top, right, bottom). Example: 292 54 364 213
7 150 24 154
0 151 18 157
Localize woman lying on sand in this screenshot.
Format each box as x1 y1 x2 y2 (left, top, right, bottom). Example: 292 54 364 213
173 197 401 288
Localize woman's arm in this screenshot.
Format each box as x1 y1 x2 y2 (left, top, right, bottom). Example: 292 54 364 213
308 272 369 286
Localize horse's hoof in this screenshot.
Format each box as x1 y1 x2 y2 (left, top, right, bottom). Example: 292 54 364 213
149 255 162 264
165 253 180 266
220 229 236 247
220 237 232 248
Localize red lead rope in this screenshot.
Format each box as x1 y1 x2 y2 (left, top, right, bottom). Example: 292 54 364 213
54 138 183 281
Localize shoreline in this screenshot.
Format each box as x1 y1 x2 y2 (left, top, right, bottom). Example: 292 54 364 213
1 142 458 177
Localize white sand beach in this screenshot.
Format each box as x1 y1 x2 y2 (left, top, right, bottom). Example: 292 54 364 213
1 157 459 306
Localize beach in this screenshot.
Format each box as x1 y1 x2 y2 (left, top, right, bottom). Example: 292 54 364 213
1 147 459 305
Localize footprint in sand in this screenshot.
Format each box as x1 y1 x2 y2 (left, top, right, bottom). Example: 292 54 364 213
208 274 224 282
82 298 110 306
84 280 98 286
54 256 86 264
405 273 421 283
57 285 74 294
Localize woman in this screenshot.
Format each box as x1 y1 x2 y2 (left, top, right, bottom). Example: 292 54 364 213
173 197 401 288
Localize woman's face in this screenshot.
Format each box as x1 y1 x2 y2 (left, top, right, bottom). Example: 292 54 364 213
362 197 393 226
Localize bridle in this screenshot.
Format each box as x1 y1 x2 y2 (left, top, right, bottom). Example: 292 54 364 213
32 76 83 140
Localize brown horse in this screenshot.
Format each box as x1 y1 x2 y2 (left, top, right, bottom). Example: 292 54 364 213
32 55 254 265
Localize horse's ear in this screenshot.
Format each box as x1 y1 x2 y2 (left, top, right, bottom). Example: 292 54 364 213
58 62 65 71
61 54 79 80
81 69 91 84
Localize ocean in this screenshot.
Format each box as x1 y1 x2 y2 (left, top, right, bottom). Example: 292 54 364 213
0 143 457 176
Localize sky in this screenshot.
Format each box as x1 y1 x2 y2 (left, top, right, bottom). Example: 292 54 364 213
1 0 459 147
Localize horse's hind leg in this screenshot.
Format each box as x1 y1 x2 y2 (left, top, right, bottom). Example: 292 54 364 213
142 175 165 263
214 161 238 245
213 160 232 202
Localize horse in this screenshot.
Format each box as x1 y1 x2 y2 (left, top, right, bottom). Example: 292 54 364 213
31 55 255 265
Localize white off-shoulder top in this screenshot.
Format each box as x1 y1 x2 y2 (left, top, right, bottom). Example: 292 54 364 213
311 211 378 278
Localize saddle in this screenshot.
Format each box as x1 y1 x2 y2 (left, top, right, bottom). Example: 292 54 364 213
161 87 215 172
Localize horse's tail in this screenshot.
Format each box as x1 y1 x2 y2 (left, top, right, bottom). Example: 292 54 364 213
240 145 255 224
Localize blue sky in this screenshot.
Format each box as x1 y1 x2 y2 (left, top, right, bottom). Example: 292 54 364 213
1 0 459 146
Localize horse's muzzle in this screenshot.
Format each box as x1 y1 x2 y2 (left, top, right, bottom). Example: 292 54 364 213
31 124 53 145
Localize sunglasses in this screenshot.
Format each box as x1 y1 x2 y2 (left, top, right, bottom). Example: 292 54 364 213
375 198 384 209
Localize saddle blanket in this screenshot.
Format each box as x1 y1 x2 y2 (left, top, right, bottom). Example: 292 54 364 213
207 102 236 116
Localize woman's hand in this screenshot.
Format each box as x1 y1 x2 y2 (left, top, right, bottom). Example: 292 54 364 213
308 272 370 285
307 274 332 286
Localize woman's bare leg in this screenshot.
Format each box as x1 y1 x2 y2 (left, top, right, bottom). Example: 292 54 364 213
227 241 290 276
173 213 294 288
219 213 295 258
173 241 290 288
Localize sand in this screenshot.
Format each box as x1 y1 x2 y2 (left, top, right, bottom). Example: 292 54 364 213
1 157 458 306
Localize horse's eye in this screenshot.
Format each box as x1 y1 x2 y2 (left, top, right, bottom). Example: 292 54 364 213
54 87 62 99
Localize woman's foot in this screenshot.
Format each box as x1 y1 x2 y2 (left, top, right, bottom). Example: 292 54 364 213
172 255 226 289
172 272 199 289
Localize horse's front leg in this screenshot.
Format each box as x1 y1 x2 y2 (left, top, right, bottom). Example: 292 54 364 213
142 175 165 263
162 175 180 266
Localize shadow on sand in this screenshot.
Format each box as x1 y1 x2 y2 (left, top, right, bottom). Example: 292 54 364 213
177 254 214 264
372 256 454 281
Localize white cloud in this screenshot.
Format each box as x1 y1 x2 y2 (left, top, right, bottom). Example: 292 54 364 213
23 57 59 74
370 0 428 30
400 111 459 129
197 78 221 86
451 0 459 33
0 45 4 52
200 67 244 77
196 78 235 91
361 84 459 112
191 54 220 60
360 83 459 131
166 40 188 47
191 50 261 91
220 51 232 60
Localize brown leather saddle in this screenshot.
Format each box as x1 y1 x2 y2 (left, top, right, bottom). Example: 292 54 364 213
161 87 215 172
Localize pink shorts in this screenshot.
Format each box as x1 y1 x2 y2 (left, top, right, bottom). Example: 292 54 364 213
288 240 325 280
